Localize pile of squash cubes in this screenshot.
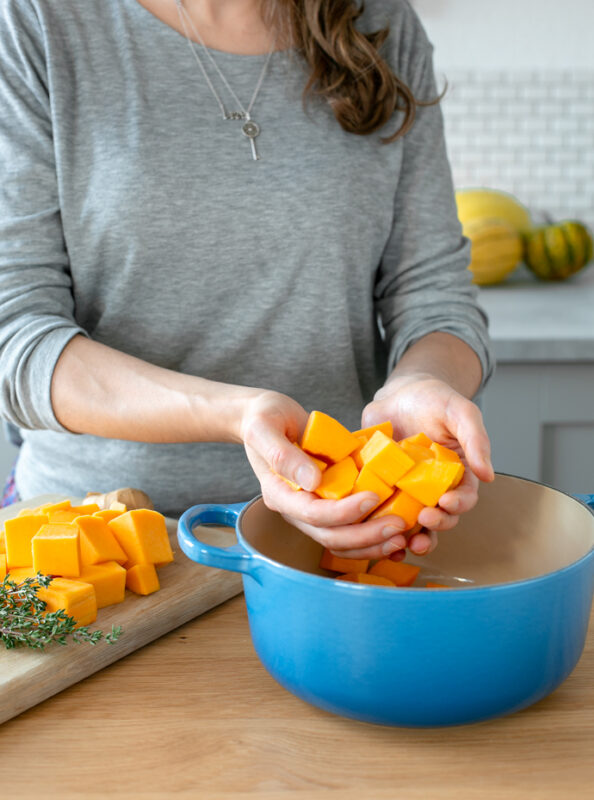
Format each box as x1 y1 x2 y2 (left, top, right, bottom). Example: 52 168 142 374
291 411 465 588
0 499 173 626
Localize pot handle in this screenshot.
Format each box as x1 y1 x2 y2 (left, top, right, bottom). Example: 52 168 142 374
177 502 259 577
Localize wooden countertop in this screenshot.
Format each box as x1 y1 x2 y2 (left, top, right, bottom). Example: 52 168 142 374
0 593 592 799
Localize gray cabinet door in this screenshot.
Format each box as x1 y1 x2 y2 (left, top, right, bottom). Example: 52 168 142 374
481 363 594 495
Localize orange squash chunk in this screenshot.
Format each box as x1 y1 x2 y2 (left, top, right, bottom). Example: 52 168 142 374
34 500 72 514
314 456 359 500
79 561 126 608
4 514 49 568
397 440 433 463
368 489 424 531
32 523 81 577
93 508 126 523
6 566 36 582
37 577 97 627
337 572 395 586
48 510 84 523
352 465 393 519
430 442 461 462
319 548 369 574
300 410 360 463
77 515 127 566
351 421 394 441
368 559 420 586
350 435 369 470
396 460 465 507
359 431 415 487
126 563 160 595
0 531 5 554
0 553 6 580
399 432 432 448
108 509 174 566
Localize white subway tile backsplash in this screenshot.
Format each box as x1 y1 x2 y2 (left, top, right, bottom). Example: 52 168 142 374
440 70 594 229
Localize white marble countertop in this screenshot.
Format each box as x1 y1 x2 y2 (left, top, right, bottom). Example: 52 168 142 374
476 263 594 361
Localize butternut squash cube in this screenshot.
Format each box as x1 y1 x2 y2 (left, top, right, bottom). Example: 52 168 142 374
430 442 461 462
351 421 394 441
0 531 5 554
77 515 127 565
0 553 6 580
425 582 448 588
368 559 420 587
314 456 358 500
93 509 125 523
4 514 49 568
351 435 369 470
79 561 126 608
337 572 395 586
6 567 38 582
126 563 160 595
48 510 83 524
319 548 369 574
108 510 174 566
395 460 465 507
397 440 434 463
368 489 425 531
352 465 393 519
34 500 72 514
37 578 97 627
399 432 432 448
300 410 360 463
32 523 81 577
359 431 415 486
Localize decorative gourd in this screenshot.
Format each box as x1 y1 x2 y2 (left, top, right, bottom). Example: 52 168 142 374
455 188 533 235
524 220 593 281
462 217 524 285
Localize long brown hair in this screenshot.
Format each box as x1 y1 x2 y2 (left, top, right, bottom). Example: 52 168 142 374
262 0 440 143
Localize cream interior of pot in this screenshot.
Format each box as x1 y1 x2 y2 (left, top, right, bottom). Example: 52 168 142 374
240 474 594 587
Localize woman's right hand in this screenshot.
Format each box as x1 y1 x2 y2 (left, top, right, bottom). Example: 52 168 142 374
241 391 410 561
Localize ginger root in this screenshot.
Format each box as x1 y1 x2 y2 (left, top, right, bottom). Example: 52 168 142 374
82 488 154 511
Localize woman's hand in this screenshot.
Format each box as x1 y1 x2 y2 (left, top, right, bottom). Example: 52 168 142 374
358 372 495 557
241 391 415 560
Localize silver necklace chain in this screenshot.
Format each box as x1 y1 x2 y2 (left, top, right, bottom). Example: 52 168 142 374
174 0 276 160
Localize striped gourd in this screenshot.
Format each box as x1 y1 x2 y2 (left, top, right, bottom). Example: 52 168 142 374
462 217 524 285
524 220 593 281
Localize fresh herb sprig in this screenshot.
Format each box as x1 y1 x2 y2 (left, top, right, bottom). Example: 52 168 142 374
0 573 122 650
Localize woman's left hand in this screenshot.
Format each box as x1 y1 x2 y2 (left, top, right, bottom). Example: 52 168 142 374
353 372 495 559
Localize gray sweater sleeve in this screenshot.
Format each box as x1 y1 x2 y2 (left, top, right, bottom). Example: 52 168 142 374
0 0 88 431
375 38 494 390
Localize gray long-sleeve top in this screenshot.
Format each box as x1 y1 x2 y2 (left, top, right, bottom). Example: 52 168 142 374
0 0 493 515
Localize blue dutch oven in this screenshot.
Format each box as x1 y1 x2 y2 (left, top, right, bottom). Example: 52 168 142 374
178 474 594 727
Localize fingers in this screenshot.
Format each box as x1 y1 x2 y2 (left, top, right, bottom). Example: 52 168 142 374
244 423 321 492
283 511 410 561
445 396 494 483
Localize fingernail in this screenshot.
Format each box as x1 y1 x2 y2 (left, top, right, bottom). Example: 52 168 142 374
359 496 379 515
296 465 316 491
381 524 400 539
382 536 407 555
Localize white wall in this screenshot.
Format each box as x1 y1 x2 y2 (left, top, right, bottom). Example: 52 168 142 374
414 0 594 71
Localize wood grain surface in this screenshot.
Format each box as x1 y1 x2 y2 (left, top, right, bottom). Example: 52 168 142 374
0 584 592 798
0 495 243 724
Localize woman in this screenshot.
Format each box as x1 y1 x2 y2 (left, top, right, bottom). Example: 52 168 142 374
0 0 494 561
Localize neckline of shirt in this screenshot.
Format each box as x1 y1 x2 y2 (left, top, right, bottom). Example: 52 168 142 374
127 0 296 63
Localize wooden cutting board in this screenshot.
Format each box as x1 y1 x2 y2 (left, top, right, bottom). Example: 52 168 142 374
0 495 244 725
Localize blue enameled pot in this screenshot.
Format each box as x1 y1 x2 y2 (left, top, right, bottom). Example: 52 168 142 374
177 474 594 727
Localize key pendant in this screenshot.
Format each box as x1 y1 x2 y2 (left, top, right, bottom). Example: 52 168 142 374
242 120 261 161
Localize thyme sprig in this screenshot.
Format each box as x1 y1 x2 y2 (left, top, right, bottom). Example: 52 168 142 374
0 573 122 650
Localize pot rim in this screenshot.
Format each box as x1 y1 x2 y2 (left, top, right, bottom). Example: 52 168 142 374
237 472 594 594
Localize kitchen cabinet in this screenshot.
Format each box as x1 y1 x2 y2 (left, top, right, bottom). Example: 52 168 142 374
478 265 594 494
